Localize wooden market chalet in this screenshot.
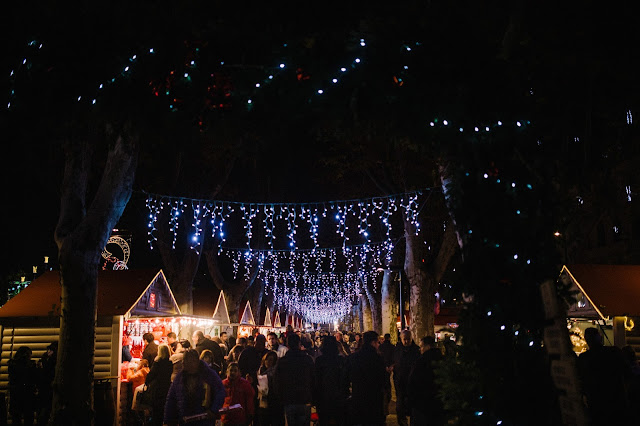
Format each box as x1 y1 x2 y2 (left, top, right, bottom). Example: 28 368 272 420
560 264 640 353
0 269 183 425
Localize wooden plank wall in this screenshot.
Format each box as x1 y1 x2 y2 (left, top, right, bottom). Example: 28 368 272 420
0 322 120 425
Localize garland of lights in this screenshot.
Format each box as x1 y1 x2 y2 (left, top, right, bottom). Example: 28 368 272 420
145 189 410 324
265 271 373 324
221 240 393 280
144 190 425 253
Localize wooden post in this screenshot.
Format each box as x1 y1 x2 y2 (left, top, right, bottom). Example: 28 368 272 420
612 316 626 348
540 280 589 426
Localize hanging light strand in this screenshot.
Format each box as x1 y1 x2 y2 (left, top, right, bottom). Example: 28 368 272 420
143 189 431 251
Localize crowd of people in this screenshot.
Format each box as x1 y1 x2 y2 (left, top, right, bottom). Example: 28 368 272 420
7 326 448 426
7 324 640 426
119 325 447 426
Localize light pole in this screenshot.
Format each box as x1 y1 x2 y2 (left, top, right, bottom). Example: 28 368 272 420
377 265 405 331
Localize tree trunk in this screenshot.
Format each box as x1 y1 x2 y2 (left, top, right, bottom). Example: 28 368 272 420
404 215 458 343
226 292 244 325
364 280 382 334
404 218 435 343
52 129 137 425
54 253 99 424
361 294 373 332
247 279 264 326
381 269 399 344
357 300 364 332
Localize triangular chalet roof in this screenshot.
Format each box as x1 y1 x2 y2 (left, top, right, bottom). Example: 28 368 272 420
0 269 180 319
239 301 255 325
561 264 640 319
263 307 272 327
212 291 231 324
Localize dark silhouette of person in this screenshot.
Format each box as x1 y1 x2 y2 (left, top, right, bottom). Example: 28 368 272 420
347 331 386 426
238 334 268 386
314 336 349 426
8 346 37 425
238 333 268 420
378 333 394 417
621 345 640 421
408 336 444 425
145 344 173 426
193 330 224 375
392 330 420 426
36 341 57 426
257 351 284 426
577 327 630 426
274 333 315 426
142 332 159 368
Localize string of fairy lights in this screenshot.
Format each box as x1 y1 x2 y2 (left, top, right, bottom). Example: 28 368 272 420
7 36 398 112
224 242 392 323
7 36 636 207
266 271 373 324
144 190 421 323
144 190 424 253
220 241 394 281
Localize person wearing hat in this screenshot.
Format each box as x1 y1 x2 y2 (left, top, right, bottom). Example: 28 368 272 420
37 342 57 425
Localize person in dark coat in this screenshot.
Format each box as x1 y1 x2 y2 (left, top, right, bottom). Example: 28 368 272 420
378 333 394 417
347 331 386 426
122 335 133 362
335 331 351 357
193 330 225 375
314 336 349 426
392 330 420 426
8 346 37 425
145 344 174 426
621 345 640 421
274 333 315 426
163 349 226 426
238 333 268 422
408 336 444 426
577 327 630 426
257 351 284 426
36 341 57 426
142 332 159 368
238 334 268 386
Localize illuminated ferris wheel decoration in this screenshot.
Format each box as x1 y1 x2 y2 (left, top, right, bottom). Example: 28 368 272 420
101 236 131 270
